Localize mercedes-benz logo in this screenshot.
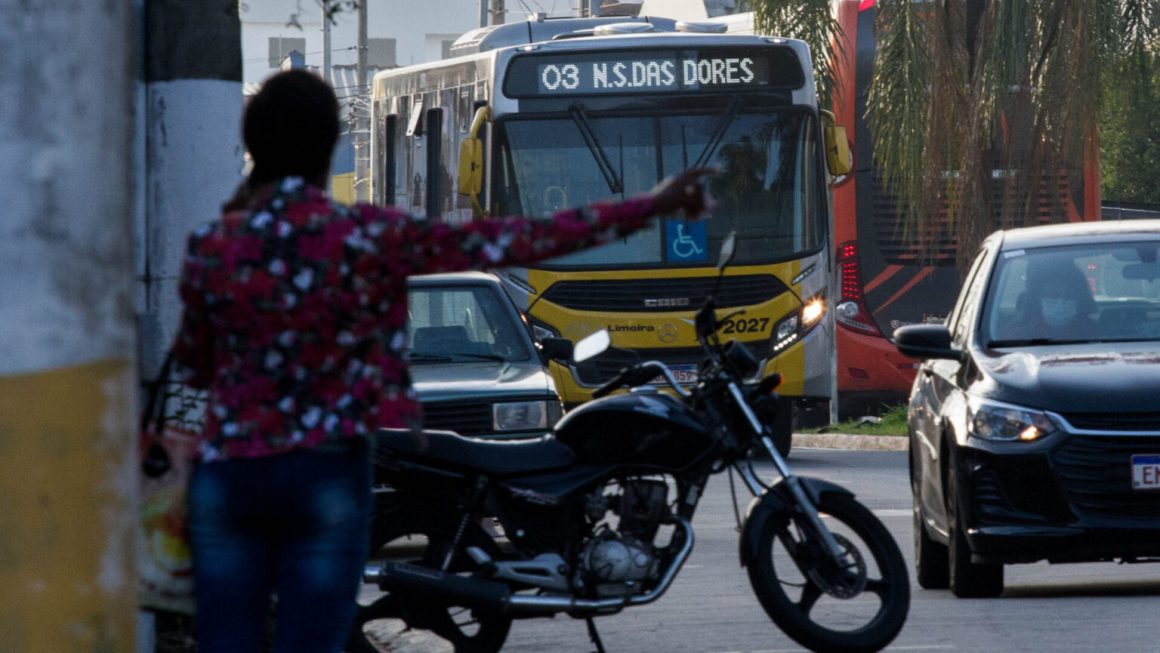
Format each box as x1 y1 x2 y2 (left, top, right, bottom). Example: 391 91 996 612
658 322 678 344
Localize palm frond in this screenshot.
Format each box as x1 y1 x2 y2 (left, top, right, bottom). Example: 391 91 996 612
752 0 847 109
867 0 1158 270
865 0 932 246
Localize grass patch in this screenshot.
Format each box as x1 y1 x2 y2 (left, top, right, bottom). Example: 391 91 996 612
805 404 908 436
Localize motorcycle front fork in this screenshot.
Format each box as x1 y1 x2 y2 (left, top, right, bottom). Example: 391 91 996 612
727 383 846 562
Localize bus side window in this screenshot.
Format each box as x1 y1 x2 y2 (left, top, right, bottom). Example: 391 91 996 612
396 96 413 211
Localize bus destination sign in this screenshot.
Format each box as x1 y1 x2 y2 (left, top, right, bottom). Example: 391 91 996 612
504 47 803 98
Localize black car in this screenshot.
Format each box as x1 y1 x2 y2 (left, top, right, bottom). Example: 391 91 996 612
894 220 1160 598
407 272 568 439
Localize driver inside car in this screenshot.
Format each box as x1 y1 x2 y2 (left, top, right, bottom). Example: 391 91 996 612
1003 259 1098 342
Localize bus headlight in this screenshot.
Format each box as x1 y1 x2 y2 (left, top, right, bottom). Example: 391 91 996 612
772 314 800 352
494 401 548 431
776 316 799 342
802 297 825 327
771 294 825 353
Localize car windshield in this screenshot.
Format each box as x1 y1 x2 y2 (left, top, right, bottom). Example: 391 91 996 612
982 240 1160 346
492 109 824 267
407 285 531 362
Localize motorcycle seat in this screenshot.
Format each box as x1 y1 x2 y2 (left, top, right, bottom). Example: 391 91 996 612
374 428 576 476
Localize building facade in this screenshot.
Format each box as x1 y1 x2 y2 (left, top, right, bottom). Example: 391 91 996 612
240 0 489 201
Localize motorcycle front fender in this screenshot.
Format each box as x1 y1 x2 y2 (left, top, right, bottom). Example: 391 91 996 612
737 477 856 568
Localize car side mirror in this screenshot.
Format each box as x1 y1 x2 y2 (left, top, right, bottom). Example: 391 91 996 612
538 337 573 362
892 324 962 361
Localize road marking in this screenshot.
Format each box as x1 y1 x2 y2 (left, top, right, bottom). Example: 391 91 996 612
874 509 912 518
711 647 953 653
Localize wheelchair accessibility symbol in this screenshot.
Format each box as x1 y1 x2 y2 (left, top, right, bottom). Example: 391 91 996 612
665 220 708 262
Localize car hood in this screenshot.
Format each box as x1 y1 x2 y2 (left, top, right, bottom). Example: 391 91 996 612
410 360 554 403
976 342 1160 414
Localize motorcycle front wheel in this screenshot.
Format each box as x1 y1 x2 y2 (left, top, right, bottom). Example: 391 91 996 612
748 492 910 653
347 504 512 653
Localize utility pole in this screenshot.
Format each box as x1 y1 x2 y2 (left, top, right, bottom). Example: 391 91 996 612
140 0 242 644
355 0 370 202
0 2 137 651
142 0 243 381
480 0 490 28
492 0 506 25
323 0 333 82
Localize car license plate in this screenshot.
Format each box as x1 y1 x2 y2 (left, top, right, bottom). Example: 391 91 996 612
651 364 698 385
1131 455 1160 490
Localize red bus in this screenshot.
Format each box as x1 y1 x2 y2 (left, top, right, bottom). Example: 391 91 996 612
829 0 1101 416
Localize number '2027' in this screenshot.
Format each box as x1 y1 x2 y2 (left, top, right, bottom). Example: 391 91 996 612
721 317 769 334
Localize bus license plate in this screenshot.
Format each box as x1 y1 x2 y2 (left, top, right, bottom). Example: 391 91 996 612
651 364 698 385
1131 455 1160 490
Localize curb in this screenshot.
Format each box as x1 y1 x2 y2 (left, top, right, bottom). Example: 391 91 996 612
792 432 908 451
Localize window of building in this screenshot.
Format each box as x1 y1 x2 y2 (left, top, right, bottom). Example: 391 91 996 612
367 38 397 68
268 37 306 68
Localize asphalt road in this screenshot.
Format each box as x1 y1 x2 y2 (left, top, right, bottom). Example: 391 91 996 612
367 448 1160 652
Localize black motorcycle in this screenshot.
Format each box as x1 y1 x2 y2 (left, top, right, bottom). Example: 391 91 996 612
351 235 910 653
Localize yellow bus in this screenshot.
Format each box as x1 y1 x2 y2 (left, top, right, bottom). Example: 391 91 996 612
370 15 851 440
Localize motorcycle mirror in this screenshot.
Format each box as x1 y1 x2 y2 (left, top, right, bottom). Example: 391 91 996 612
717 232 737 271
573 329 612 363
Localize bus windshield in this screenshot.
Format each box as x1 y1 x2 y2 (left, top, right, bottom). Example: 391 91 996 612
493 109 824 268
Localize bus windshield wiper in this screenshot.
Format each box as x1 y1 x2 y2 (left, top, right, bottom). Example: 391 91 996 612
693 96 742 168
569 103 623 195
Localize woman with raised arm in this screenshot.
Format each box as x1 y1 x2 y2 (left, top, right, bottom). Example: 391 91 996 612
171 68 713 653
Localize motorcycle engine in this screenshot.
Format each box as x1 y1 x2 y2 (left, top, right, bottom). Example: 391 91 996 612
577 478 669 591
579 530 655 584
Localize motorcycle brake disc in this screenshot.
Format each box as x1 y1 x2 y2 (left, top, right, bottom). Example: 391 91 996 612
805 532 867 599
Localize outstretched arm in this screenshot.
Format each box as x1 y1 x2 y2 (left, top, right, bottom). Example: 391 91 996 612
372 167 715 275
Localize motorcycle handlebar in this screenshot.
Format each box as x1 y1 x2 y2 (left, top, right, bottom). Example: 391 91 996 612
591 369 629 399
591 362 678 399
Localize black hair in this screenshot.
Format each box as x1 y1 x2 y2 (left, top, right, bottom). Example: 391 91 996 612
243 69 339 189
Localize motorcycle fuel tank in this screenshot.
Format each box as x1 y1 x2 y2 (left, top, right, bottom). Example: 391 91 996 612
553 390 715 472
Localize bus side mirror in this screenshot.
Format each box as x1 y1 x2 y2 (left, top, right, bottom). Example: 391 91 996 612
457 138 483 195
820 110 852 177
458 105 491 217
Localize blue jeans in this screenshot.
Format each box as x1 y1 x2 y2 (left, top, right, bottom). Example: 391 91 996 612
187 439 371 653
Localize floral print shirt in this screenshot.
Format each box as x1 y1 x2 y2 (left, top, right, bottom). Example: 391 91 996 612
173 177 656 461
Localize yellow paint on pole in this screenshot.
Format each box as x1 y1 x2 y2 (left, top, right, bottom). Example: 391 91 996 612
0 359 137 652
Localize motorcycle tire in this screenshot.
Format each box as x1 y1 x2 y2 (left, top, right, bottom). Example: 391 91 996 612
347 505 512 653
747 492 910 653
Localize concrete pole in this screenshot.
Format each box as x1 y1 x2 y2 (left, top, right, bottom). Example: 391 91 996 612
138 2 242 648
492 0 506 25
141 0 243 377
355 0 369 202
358 0 368 90
0 2 138 651
322 0 332 83
480 0 490 28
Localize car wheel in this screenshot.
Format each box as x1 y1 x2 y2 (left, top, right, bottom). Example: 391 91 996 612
945 461 1003 598
912 489 949 589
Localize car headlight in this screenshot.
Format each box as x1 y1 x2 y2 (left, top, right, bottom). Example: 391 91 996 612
528 317 560 343
967 397 1059 442
494 400 548 431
